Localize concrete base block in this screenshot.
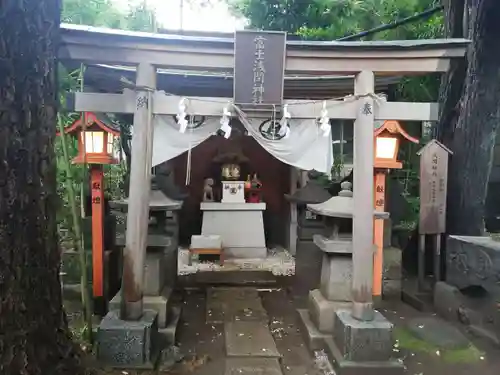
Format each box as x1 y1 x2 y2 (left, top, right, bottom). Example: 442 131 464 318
224 247 268 259
109 287 172 328
296 309 329 351
158 306 181 346
191 234 222 249
333 309 393 362
308 289 351 333
325 337 404 375
97 309 160 369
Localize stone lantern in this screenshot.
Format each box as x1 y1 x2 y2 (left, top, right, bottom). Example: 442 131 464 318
299 181 388 341
109 177 184 345
285 170 332 241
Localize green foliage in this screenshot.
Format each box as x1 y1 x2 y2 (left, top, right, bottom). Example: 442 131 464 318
57 0 158 239
61 0 158 31
228 0 443 40
227 0 444 101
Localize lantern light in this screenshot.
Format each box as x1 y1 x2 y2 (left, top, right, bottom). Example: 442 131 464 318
59 112 120 165
375 137 398 159
374 120 418 169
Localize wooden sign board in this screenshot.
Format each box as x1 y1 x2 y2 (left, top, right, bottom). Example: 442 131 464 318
233 30 286 108
418 139 453 234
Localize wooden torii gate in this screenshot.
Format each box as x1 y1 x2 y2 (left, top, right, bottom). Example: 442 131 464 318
59 24 468 322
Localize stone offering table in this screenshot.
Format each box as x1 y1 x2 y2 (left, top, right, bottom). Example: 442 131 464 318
201 202 267 259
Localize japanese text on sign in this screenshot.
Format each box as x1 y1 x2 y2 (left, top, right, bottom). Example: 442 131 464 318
418 140 451 234
252 36 266 104
430 153 438 206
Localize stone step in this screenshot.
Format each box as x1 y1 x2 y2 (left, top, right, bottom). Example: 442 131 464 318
225 321 281 358
179 271 280 287
324 336 404 375
207 287 268 323
158 306 181 346
224 358 282 375
296 309 329 352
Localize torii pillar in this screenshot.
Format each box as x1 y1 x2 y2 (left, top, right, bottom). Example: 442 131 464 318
326 71 404 374
97 63 161 369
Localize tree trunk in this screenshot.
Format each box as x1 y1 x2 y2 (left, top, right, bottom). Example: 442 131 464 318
0 1 81 374
438 0 500 235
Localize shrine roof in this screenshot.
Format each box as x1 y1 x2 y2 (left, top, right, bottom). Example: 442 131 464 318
60 24 468 75
61 23 468 52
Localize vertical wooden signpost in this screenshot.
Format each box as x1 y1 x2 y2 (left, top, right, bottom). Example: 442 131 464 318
417 139 452 289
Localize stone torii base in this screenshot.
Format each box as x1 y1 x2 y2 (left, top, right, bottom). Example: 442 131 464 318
97 310 161 369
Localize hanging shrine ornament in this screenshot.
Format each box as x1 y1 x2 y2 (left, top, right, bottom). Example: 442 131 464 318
319 101 331 137
219 107 232 139
176 98 188 133
278 104 291 139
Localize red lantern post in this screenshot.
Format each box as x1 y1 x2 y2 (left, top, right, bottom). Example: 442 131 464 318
373 120 418 299
59 112 119 302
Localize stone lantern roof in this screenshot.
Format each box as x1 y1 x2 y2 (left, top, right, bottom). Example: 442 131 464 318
285 171 332 204
307 181 388 219
112 178 183 211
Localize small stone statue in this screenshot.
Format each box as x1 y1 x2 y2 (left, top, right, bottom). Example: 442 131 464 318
203 178 215 202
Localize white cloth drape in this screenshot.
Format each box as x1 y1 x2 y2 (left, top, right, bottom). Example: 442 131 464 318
237 117 333 174
151 115 333 174
152 115 220 167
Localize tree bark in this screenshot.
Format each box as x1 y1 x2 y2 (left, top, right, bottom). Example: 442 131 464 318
0 1 81 374
438 0 500 235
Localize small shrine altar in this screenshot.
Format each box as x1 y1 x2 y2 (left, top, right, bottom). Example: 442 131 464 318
201 202 267 258
199 142 267 259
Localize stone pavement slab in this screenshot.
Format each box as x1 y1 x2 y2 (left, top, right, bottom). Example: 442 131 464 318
407 316 469 349
224 358 282 375
207 287 268 323
225 321 281 357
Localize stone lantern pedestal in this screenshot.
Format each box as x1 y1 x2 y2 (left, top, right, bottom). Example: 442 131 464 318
98 182 184 368
308 235 353 335
285 171 331 293
297 182 403 374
